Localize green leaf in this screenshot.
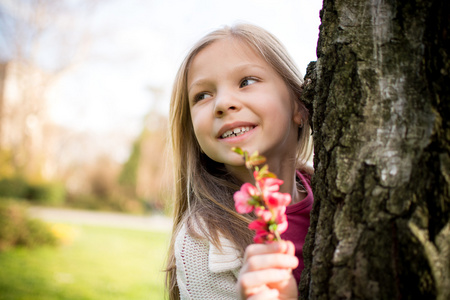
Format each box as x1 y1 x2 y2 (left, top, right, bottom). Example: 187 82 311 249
268 223 278 232
241 151 266 169
249 197 262 206
232 147 244 156
254 165 277 180
250 156 266 166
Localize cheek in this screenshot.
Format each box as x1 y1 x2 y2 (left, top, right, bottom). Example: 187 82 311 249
190 109 202 132
264 100 292 125
191 117 210 151
192 124 204 146
190 105 214 139
191 116 204 132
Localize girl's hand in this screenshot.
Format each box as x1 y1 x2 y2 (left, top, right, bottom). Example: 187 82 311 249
238 240 299 300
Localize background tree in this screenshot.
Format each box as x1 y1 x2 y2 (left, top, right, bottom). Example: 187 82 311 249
119 105 172 212
300 0 449 299
0 0 96 179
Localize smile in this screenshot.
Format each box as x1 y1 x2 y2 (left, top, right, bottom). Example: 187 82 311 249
220 126 255 139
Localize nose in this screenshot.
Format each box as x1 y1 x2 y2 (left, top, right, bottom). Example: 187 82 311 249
214 91 241 118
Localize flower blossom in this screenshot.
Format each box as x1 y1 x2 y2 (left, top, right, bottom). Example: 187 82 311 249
255 206 272 222
233 183 258 214
232 147 292 244
266 192 291 209
258 176 283 195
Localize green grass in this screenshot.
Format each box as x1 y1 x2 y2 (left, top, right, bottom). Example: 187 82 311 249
0 224 170 300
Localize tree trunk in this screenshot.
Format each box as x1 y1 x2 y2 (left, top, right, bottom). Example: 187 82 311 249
300 0 450 299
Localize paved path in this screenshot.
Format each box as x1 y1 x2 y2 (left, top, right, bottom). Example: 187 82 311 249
28 206 173 232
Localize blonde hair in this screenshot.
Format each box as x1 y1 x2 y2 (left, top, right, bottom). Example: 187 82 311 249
165 23 312 299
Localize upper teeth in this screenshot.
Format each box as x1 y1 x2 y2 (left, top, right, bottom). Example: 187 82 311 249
221 126 252 138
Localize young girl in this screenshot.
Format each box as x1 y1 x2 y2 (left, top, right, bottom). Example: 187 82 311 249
165 23 313 299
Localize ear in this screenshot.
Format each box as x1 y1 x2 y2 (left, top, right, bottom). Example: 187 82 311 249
293 100 303 127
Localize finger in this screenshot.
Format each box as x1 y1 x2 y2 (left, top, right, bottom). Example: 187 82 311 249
244 241 291 261
244 253 299 272
248 288 279 300
285 240 296 256
239 284 269 299
240 268 292 292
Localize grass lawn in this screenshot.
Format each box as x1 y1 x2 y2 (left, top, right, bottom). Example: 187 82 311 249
0 223 171 300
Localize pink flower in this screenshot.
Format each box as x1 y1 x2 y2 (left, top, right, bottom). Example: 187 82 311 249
248 219 267 233
258 177 284 197
255 207 272 222
249 220 274 243
233 183 258 214
275 213 288 234
231 147 291 244
253 231 268 244
248 212 288 242
254 231 275 243
266 192 291 209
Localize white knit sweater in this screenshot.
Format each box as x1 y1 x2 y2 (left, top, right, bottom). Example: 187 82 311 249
175 223 243 299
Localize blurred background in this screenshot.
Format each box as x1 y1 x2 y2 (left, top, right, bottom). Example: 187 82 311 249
0 0 321 298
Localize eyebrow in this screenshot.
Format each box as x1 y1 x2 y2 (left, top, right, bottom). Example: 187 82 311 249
188 79 209 95
187 63 267 94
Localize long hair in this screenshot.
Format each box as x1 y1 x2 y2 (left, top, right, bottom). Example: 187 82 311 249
165 23 312 300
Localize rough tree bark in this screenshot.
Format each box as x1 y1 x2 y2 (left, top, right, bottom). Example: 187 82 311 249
300 0 449 299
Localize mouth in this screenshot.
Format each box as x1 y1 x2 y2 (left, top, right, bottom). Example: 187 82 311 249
219 126 256 139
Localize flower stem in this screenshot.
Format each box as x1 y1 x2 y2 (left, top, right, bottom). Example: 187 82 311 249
274 231 281 242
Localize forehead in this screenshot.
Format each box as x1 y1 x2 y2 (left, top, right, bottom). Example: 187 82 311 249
187 38 269 82
196 37 261 61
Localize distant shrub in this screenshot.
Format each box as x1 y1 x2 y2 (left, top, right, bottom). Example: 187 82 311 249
0 177 67 206
65 192 144 214
27 182 66 206
65 193 106 211
0 177 28 199
0 200 57 251
19 218 57 247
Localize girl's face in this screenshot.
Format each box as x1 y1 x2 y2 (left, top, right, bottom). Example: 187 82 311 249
187 38 302 172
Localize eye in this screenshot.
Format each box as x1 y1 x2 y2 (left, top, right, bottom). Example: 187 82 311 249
193 92 212 103
240 77 258 88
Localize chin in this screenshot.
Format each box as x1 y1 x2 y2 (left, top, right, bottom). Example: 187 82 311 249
221 156 246 168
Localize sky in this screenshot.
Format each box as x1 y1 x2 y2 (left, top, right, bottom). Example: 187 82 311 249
48 0 323 141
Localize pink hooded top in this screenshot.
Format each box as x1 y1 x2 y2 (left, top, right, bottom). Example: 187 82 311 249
280 171 314 284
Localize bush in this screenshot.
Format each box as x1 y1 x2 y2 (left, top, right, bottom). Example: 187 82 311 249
0 177 28 199
65 193 106 211
27 182 66 206
0 200 57 251
65 193 144 214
